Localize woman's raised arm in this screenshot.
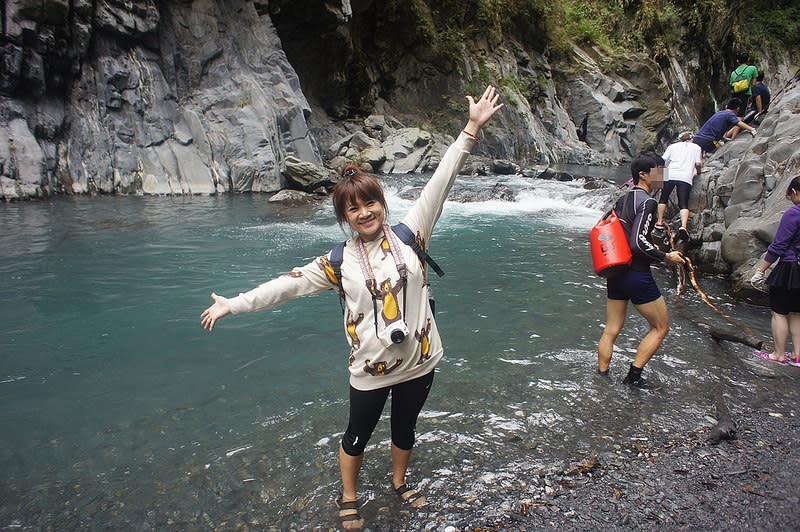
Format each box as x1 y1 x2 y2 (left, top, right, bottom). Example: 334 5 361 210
401 86 504 241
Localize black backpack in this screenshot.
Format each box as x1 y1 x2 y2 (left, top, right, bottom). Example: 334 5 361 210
329 222 444 314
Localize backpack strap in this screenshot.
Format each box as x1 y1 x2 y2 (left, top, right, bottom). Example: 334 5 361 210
616 190 634 238
391 222 445 277
329 241 347 311
329 225 444 315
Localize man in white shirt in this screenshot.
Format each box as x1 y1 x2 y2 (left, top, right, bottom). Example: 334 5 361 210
656 131 703 240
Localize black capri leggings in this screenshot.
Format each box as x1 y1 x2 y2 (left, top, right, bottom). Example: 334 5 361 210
341 370 434 457
659 180 692 210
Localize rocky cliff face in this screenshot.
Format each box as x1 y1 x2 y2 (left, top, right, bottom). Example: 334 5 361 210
685 79 800 300
1 0 694 201
1 0 320 198
268 0 681 166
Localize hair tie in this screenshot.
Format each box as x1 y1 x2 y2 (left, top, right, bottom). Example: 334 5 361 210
343 168 357 178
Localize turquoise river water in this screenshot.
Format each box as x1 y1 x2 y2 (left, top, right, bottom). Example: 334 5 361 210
0 172 793 530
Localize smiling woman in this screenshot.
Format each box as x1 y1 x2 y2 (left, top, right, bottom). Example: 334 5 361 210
200 85 504 529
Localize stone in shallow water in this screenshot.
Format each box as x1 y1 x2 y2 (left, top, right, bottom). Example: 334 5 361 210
268 189 317 203
492 159 520 175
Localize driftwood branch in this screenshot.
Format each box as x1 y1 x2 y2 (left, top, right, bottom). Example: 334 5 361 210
708 326 765 350
662 225 764 348
674 300 766 351
708 384 737 444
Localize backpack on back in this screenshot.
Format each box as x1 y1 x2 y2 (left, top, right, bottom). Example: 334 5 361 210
731 66 751 93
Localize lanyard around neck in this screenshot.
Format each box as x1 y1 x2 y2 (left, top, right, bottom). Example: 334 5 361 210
354 225 408 292
354 225 408 335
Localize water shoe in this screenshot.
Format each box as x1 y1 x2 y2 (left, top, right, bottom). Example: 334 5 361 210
785 356 800 367
753 351 787 364
622 375 655 389
394 483 426 508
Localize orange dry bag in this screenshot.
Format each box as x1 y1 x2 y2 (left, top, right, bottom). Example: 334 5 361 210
590 210 632 277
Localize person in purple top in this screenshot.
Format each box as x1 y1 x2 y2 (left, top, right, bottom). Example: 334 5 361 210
693 98 757 153
751 175 800 364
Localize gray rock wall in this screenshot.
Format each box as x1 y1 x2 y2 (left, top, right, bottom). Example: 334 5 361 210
683 79 800 297
0 0 724 200
555 45 673 162
1 0 319 199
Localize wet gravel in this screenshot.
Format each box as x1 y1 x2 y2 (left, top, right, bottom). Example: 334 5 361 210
468 411 798 531
359 383 800 532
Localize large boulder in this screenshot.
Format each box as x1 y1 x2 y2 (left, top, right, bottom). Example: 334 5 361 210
0 118 47 198
359 146 387 169
720 220 768 266
492 159 520 175
268 189 318 204
282 156 335 192
379 128 433 174
687 80 800 294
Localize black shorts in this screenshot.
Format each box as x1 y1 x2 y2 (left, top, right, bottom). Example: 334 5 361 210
607 268 662 305
693 138 717 154
659 180 692 210
341 370 434 456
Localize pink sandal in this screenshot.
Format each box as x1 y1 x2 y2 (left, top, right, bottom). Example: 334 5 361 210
754 351 787 365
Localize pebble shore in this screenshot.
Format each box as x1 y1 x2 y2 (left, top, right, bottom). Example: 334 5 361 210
370 387 800 531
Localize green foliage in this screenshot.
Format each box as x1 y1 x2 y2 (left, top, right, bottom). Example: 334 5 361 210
238 92 250 108
408 0 437 41
560 0 623 53
737 1 800 64
628 0 683 60
427 0 554 51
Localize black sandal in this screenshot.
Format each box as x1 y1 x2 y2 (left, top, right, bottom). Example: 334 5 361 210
393 483 425 507
335 496 363 529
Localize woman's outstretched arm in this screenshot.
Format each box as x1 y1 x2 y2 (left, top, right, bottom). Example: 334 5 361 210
402 86 504 241
201 253 340 332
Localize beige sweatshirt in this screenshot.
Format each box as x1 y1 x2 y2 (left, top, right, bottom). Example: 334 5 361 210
228 132 475 390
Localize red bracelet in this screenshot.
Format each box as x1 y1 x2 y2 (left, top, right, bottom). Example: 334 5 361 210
462 130 478 142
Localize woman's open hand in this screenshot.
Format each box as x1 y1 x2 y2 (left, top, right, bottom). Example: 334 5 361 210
201 292 231 332
464 85 504 135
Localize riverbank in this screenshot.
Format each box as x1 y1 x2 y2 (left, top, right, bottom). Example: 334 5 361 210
374 378 800 531
470 405 799 530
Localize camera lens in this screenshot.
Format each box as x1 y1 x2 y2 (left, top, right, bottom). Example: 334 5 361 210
390 330 405 344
